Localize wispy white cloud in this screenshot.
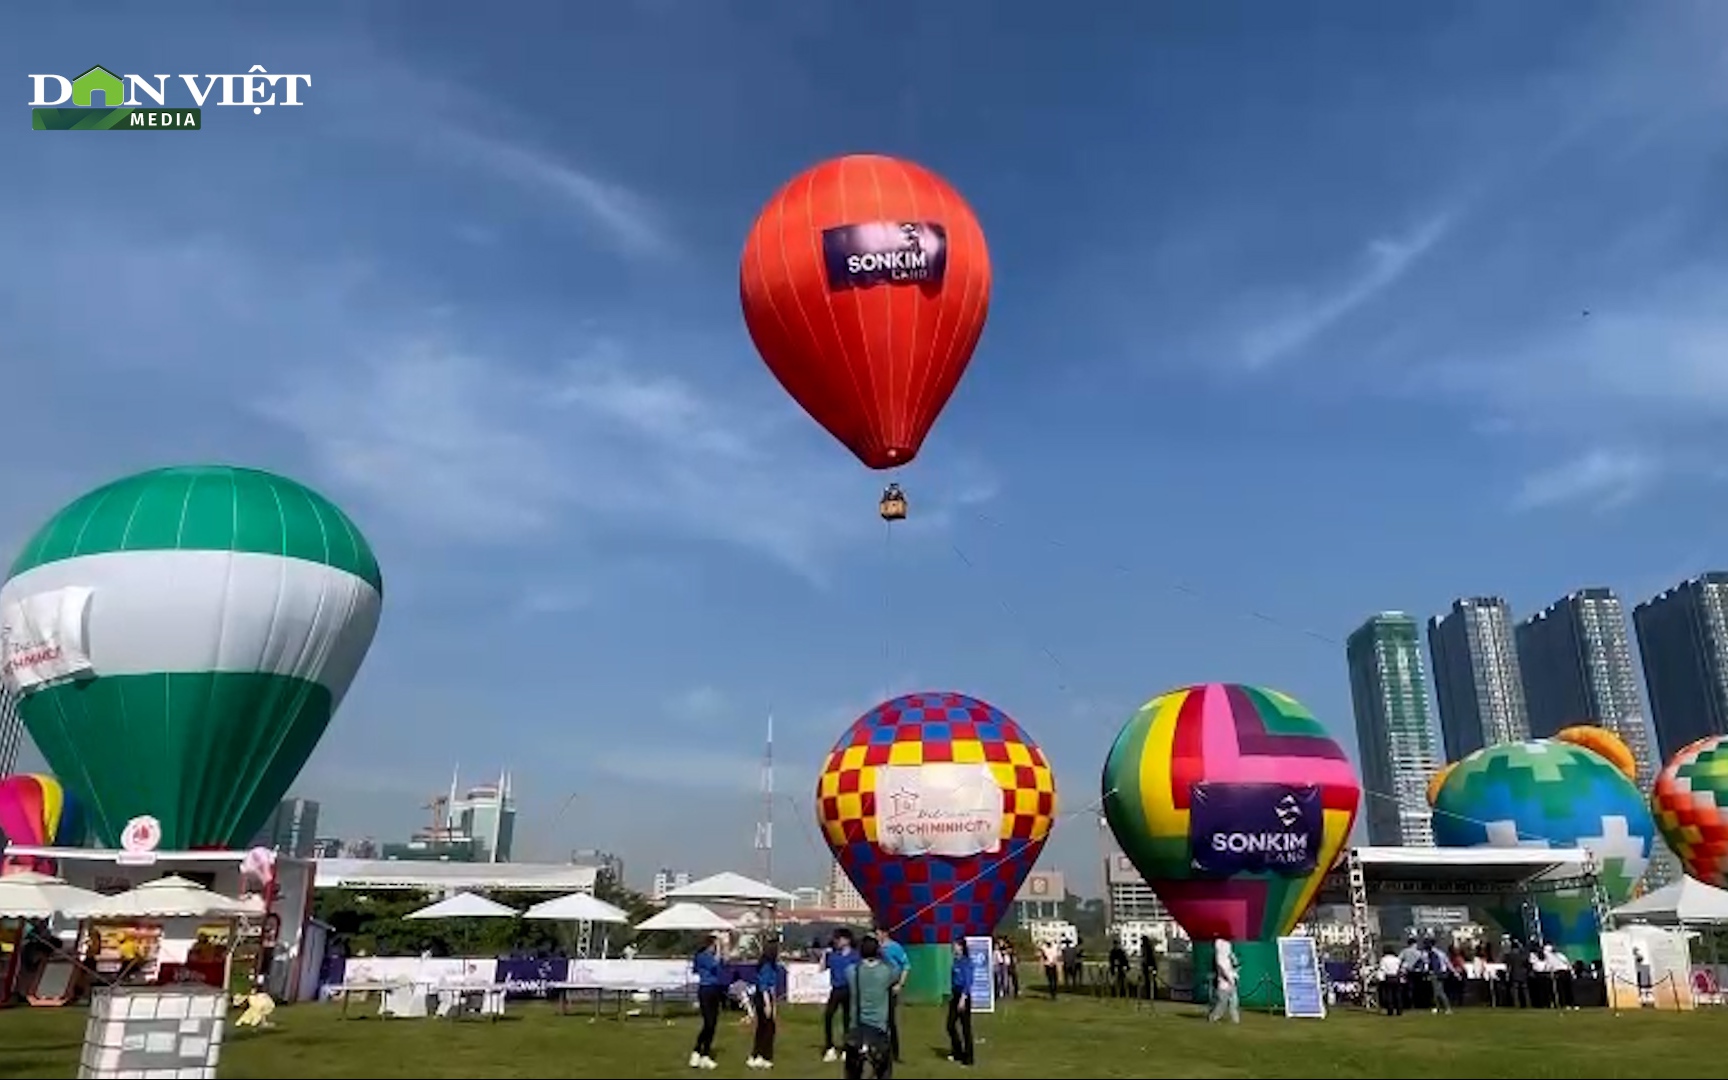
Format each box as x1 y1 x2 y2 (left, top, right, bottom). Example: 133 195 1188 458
1240 215 1452 370
1512 448 1661 513
431 127 678 260
265 330 1000 584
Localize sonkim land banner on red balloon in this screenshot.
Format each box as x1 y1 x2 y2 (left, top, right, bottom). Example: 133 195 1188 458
1188 782 1322 878
821 222 948 291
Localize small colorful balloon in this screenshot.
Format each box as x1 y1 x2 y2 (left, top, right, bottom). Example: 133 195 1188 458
1650 735 1728 890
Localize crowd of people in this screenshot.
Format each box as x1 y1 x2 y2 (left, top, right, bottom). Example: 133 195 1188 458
1373 936 1590 1014
685 924 978 1076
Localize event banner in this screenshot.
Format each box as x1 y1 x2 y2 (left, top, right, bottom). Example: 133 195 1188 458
1 586 94 691
964 936 995 1014
1276 936 1325 1019
326 956 833 1003
821 221 948 291
1189 782 1322 877
874 763 1003 858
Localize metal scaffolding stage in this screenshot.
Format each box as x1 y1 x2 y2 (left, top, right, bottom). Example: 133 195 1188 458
1314 846 1612 989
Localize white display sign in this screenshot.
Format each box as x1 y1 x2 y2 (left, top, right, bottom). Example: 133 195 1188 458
1 586 95 692
874 763 1003 858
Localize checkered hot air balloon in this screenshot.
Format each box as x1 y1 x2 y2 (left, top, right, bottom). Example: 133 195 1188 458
816 692 1055 1003
1431 737 1653 961
1651 735 1728 890
1100 684 1359 1005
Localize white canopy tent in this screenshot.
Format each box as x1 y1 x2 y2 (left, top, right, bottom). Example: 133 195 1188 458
0 872 103 919
403 892 519 921
69 876 260 920
523 892 629 923
1612 877 1728 926
664 872 793 906
635 903 735 932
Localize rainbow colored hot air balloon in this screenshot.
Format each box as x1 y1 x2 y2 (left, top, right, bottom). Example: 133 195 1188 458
816 693 1055 1003
0 773 85 874
1102 684 1359 1006
1651 735 1728 890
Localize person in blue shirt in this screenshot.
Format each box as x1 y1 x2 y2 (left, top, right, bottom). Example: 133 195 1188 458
746 941 781 1069
946 940 975 1066
876 925 910 1063
821 930 860 1062
689 936 725 1070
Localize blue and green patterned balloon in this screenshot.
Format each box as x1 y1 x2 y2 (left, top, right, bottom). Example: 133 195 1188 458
1430 736 1653 960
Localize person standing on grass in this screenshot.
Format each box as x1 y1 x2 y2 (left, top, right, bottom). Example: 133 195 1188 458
1206 938 1240 1024
1040 939 1062 999
877 926 909 1063
845 935 897 1080
1506 939 1533 1009
1377 945 1404 1016
821 931 860 1063
746 942 780 1070
1424 938 1452 1015
946 940 975 1066
1107 938 1130 998
689 935 725 1070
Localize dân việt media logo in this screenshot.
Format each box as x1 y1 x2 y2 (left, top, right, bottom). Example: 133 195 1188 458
29 64 310 131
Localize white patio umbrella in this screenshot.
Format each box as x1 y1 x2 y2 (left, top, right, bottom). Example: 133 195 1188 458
664 872 794 906
69 876 260 920
0 872 103 920
403 892 519 920
635 902 735 932
523 892 629 923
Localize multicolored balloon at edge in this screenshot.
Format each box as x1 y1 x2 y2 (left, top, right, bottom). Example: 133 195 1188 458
1651 733 1728 891
0 772 86 874
1101 683 1360 1005
816 692 1055 1003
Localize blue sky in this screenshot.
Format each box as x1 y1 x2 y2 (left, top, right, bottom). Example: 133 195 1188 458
5 2 1728 894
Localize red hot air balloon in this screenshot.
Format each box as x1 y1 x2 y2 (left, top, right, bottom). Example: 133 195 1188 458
740 155 992 472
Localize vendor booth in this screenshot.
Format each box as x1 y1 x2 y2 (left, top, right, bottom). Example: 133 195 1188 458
2 845 318 1001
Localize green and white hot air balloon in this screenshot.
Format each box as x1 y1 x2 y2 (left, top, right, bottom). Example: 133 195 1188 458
0 466 382 850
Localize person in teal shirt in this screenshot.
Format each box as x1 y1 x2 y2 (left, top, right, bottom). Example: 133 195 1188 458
946 940 975 1065
876 926 909 1063
845 936 897 1079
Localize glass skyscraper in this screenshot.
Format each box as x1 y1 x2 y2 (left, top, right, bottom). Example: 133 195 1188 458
1519 588 1672 887
1347 612 1444 847
1633 573 1728 762
1429 597 1531 760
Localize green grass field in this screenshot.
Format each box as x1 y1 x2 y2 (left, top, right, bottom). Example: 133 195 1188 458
0 994 1713 1078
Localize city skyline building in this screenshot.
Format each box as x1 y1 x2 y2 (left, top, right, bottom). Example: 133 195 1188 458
250 797 320 858
1346 612 1444 849
1429 597 1531 759
1633 573 1728 763
1520 588 1675 887
826 859 868 912
652 868 691 901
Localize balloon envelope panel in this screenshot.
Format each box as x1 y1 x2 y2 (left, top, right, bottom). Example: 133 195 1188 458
1101 683 1359 942
815 693 1055 944
0 772 84 846
1651 734 1728 889
1431 739 1653 904
1 466 383 849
